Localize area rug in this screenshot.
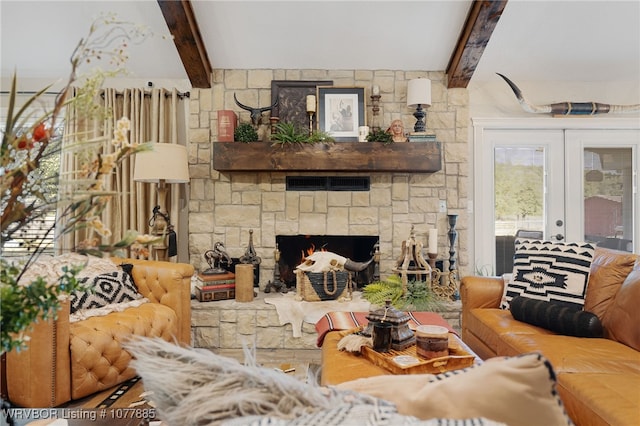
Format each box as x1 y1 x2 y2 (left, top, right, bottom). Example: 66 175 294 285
60 376 152 410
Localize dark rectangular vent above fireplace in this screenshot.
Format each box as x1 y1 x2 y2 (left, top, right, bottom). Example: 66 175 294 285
286 176 370 191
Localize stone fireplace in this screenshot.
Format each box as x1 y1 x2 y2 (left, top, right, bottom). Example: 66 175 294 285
187 69 469 289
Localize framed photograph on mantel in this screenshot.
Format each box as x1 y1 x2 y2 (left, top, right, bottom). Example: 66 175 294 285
271 80 333 130
317 86 365 142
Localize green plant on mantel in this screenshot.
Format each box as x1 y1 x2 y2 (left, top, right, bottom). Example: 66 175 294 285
366 128 393 144
234 123 259 142
270 122 334 146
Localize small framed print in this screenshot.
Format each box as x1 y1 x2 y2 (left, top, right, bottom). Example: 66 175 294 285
317 87 365 142
270 80 333 130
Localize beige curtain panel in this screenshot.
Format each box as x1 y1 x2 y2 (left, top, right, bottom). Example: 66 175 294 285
59 87 188 260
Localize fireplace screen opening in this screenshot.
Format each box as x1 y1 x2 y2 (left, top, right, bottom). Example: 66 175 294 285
275 235 379 289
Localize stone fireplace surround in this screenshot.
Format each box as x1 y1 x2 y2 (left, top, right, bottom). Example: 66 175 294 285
187 69 469 350
188 69 469 282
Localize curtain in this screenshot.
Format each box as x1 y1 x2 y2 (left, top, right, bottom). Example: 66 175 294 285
59 87 188 260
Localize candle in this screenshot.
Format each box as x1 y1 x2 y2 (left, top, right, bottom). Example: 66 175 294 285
428 228 438 254
306 95 316 113
372 85 380 96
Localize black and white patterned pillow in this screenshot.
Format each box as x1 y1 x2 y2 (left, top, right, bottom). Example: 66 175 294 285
70 270 142 314
500 239 595 310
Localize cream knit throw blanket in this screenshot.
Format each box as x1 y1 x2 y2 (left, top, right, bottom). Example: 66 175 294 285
126 338 504 426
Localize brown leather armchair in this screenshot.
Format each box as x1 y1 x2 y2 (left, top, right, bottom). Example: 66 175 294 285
5 258 194 408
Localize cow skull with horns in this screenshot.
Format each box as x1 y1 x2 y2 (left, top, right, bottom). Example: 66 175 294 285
234 93 278 125
295 251 374 273
497 73 640 115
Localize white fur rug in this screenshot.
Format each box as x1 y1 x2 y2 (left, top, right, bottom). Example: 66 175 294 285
263 292 371 337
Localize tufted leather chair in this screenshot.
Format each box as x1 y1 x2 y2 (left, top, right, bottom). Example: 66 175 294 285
5 258 194 407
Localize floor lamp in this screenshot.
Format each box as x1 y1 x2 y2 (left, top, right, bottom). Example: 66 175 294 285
134 143 190 261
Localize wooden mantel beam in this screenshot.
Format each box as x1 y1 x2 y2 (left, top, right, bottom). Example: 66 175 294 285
157 0 212 88
446 0 508 89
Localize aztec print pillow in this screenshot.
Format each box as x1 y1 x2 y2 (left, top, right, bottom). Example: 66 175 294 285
500 239 595 310
70 269 142 314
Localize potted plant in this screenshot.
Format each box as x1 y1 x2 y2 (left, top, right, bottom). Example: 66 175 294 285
234 123 259 142
366 128 393 144
270 122 334 146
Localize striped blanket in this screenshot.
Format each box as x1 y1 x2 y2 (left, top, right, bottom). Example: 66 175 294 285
314 311 455 347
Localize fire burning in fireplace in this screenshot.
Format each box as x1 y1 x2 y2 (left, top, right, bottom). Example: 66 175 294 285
276 235 378 288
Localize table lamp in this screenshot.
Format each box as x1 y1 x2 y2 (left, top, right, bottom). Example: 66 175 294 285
134 143 190 260
407 78 432 133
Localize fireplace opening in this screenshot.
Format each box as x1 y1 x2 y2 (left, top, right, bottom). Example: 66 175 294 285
275 235 379 289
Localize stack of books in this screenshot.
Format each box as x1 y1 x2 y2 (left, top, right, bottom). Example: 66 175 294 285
408 132 437 143
195 271 236 302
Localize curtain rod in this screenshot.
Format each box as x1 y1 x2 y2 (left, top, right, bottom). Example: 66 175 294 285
1 90 191 99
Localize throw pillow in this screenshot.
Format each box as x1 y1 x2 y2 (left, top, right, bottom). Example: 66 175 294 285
337 352 573 426
510 295 603 337
70 270 142 313
17 253 120 287
500 239 595 310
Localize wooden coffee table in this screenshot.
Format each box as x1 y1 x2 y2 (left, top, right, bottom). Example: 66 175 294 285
318 313 481 386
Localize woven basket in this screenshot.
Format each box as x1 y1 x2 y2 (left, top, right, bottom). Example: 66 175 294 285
296 270 351 301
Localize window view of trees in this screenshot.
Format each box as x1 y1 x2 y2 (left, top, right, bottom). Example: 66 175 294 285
494 147 544 236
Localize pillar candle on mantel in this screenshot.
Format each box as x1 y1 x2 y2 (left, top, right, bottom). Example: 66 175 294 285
306 95 316 113
235 264 254 302
428 229 438 254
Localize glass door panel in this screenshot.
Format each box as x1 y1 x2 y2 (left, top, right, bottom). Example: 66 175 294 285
566 130 639 253
478 129 565 276
494 146 545 274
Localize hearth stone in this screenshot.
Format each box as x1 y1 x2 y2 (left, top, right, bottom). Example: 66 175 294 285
190 292 463 351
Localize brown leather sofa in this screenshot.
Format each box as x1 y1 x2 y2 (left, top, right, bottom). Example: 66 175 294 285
6 257 194 408
460 247 640 426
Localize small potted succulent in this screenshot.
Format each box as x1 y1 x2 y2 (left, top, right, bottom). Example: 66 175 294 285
234 123 259 142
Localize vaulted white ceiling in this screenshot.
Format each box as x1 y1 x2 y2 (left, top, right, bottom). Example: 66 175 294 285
2 1 639 91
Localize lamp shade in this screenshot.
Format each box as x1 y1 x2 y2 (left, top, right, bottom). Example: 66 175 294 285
134 143 190 183
406 78 432 107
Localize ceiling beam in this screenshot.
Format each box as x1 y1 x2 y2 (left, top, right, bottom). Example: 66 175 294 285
157 0 212 88
446 0 508 89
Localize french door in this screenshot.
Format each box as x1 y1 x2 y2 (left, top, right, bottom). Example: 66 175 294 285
473 120 639 276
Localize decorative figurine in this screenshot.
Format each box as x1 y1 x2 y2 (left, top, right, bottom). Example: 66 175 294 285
203 242 232 275
387 119 408 142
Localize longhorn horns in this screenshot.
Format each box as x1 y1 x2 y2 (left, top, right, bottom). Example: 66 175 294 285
497 73 640 115
234 93 279 125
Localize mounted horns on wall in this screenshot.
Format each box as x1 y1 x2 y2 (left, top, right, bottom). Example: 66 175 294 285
497 73 640 116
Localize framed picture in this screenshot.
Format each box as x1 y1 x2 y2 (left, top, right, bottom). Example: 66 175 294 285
270 80 333 131
317 86 366 142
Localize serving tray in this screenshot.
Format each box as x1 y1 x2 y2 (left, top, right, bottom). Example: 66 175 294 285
361 333 476 375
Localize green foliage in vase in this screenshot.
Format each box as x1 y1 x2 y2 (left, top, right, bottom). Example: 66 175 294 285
234 123 259 142
366 129 393 144
363 274 445 312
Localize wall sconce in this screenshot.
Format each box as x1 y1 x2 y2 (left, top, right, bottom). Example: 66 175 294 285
133 143 190 261
407 78 432 133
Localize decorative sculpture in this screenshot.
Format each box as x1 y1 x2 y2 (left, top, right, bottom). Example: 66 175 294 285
497 73 640 115
234 93 279 125
203 242 232 275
